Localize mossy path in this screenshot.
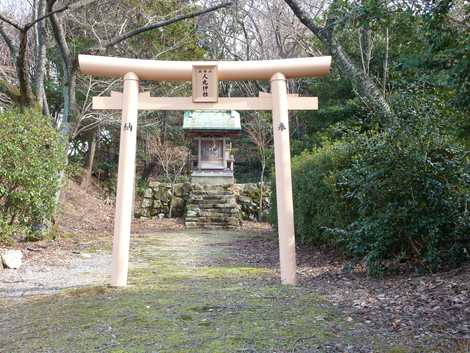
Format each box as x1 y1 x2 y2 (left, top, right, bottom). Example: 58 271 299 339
1 231 368 352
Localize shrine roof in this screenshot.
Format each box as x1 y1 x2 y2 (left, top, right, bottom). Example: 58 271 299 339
183 110 241 132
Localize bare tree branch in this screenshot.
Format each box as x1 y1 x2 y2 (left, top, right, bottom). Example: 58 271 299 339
24 3 69 30
69 0 100 10
0 0 69 109
47 1 72 70
0 3 68 32
284 0 395 121
0 24 17 58
98 1 233 51
0 14 22 31
34 0 50 115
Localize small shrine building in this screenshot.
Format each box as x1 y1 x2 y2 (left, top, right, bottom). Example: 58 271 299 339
183 110 241 185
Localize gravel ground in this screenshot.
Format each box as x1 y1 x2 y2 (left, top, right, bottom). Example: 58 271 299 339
0 249 111 298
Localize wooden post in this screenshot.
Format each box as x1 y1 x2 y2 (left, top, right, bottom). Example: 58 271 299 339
270 72 297 285
111 72 139 287
198 137 201 170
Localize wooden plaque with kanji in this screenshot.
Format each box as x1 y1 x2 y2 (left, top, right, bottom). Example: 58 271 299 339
192 65 218 103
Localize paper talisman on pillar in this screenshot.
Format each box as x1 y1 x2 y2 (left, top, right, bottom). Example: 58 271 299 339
192 65 218 103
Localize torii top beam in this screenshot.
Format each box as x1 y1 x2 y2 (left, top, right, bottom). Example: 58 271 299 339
78 55 331 81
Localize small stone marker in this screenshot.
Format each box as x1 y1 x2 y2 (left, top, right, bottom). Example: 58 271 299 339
1 250 23 269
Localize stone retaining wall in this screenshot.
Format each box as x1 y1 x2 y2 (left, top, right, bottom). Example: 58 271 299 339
137 181 271 221
231 183 271 221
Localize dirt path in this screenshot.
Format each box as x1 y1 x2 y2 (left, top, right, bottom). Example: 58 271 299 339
1 230 468 353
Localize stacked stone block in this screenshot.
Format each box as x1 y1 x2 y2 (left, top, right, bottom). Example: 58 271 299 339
230 183 271 221
185 184 241 229
138 181 191 218
137 181 271 227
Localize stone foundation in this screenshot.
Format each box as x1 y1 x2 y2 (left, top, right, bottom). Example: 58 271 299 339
136 182 271 225
230 183 271 221
138 181 191 218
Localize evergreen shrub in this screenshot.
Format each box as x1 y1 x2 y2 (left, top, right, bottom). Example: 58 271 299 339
335 102 470 274
0 110 65 242
269 140 356 245
270 98 469 274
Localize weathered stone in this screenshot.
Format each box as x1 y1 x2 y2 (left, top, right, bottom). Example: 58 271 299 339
192 183 204 191
186 210 198 217
173 183 184 197
230 184 242 194
139 208 151 218
148 180 160 188
140 181 270 223
155 188 171 203
244 183 259 195
238 195 252 204
171 197 184 210
182 182 192 195
1 250 23 269
184 186 241 229
143 188 153 198
141 198 153 209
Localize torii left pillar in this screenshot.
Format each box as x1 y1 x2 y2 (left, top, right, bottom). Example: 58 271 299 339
111 72 139 287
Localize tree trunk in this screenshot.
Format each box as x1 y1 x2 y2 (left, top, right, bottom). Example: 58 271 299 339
326 34 395 121
168 184 174 219
17 31 36 109
48 2 77 131
359 27 372 75
284 0 395 122
259 160 266 222
81 131 97 191
141 160 158 181
383 27 389 95
34 0 49 115
61 69 78 133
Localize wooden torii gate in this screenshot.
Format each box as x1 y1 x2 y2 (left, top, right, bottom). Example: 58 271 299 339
78 55 331 287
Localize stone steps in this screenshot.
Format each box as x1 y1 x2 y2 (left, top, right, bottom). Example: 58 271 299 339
190 191 234 196
184 185 241 229
187 199 237 204
185 217 240 224
198 209 238 215
186 223 239 230
187 196 235 202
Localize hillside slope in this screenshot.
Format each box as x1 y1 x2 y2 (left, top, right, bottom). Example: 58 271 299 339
57 178 114 236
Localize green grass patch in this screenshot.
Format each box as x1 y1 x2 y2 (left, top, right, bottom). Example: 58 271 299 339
1 231 343 353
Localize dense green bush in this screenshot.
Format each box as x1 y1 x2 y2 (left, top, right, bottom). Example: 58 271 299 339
335 113 469 275
270 98 469 274
0 110 65 242
269 140 356 245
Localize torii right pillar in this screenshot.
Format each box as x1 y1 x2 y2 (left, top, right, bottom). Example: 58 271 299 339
271 72 297 285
